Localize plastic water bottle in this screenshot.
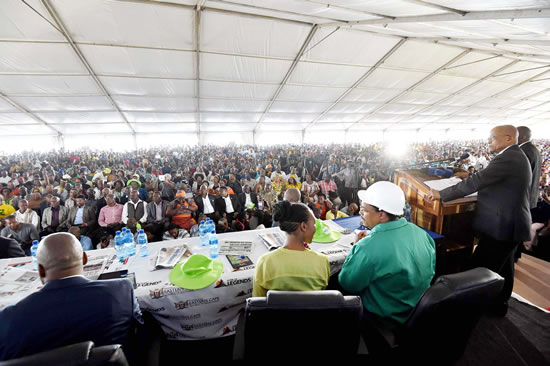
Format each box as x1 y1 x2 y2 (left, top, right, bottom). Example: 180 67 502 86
114 231 127 262
137 229 149 257
199 220 208 247
31 240 39 271
124 228 136 257
258 200 263 210
209 230 219 259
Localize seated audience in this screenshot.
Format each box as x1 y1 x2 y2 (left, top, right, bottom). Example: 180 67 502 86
253 201 330 297
15 199 40 231
163 223 190 240
0 232 142 361
325 204 349 220
1 215 39 255
68 226 94 251
98 193 124 235
122 190 147 225
41 196 69 235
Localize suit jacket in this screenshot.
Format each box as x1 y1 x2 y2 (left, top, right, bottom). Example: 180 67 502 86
195 194 217 215
0 237 25 259
215 195 241 216
0 276 142 361
146 200 169 223
68 205 97 228
238 192 258 209
520 141 542 209
41 206 70 230
440 145 531 242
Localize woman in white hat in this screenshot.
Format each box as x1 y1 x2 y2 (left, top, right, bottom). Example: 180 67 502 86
253 201 329 297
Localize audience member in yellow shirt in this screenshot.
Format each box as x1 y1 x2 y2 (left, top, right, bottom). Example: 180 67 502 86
253 201 330 297
325 204 349 220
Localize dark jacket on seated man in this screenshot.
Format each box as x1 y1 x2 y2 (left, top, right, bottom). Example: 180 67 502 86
0 232 142 361
0 236 25 259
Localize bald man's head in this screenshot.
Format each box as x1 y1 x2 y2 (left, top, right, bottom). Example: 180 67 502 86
517 126 531 144
36 232 87 283
283 188 301 203
488 125 518 154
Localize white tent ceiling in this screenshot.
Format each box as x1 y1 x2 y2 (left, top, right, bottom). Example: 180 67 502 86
1 0 550 142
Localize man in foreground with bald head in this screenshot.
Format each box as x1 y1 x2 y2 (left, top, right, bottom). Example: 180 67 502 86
429 125 531 316
0 232 142 361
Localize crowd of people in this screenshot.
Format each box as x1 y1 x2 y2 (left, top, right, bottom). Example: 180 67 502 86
0 139 547 254
1 127 550 362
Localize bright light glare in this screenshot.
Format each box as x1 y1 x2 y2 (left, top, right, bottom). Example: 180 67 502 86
385 140 409 158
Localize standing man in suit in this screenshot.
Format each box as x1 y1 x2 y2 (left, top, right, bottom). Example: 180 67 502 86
517 126 542 209
0 232 142 361
518 126 543 252
429 125 531 316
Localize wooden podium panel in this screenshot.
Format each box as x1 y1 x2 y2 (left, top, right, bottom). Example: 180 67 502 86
394 170 477 248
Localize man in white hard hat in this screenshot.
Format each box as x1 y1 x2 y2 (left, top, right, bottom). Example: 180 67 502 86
338 181 436 325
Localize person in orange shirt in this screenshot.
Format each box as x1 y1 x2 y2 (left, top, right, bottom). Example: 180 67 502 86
166 191 198 231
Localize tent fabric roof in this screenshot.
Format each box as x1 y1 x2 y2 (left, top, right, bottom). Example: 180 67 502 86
0 0 549 137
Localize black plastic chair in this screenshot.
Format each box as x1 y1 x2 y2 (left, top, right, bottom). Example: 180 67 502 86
233 290 364 361
363 267 505 365
0 341 128 366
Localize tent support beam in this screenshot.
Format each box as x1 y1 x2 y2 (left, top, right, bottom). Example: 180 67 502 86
321 7 550 27
344 49 471 132
253 24 320 133
304 38 407 131
0 93 63 137
421 67 550 129
41 0 136 137
195 2 205 143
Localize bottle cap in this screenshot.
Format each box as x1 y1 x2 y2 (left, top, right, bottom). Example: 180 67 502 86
139 229 144 234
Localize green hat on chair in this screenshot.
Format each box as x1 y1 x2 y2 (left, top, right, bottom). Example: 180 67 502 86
312 219 341 243
169 254 224 290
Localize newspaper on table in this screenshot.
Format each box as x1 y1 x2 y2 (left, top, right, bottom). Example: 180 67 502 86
219 240 254 256
258 232 286 251
82 254 109 280
155 245 188 269
424 177 477 197
0 266 42 309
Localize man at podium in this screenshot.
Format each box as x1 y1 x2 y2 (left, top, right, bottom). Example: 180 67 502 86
429 125 531 316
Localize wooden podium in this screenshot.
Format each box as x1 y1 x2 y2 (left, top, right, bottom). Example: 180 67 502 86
394 169 477 274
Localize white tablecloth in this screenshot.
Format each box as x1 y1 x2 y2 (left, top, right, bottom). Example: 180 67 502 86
0 224 355 340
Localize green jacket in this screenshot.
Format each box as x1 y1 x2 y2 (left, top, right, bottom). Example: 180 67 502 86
339 218 435 324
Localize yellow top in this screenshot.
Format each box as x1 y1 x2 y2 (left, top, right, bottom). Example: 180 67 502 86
0 204 16 219
325 211 349 220
253 247 330 297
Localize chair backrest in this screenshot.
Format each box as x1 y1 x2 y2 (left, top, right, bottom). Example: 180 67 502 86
401 267 504 362
243 290 363 360
0 341 129 366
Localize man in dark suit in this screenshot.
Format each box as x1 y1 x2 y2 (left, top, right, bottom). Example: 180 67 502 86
144 191 169 241
238 184 258 210
215 186 241 224
517 126 542 209
0 232 142 361
196 184 218 221
429 125 531 316
0 236 25 259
